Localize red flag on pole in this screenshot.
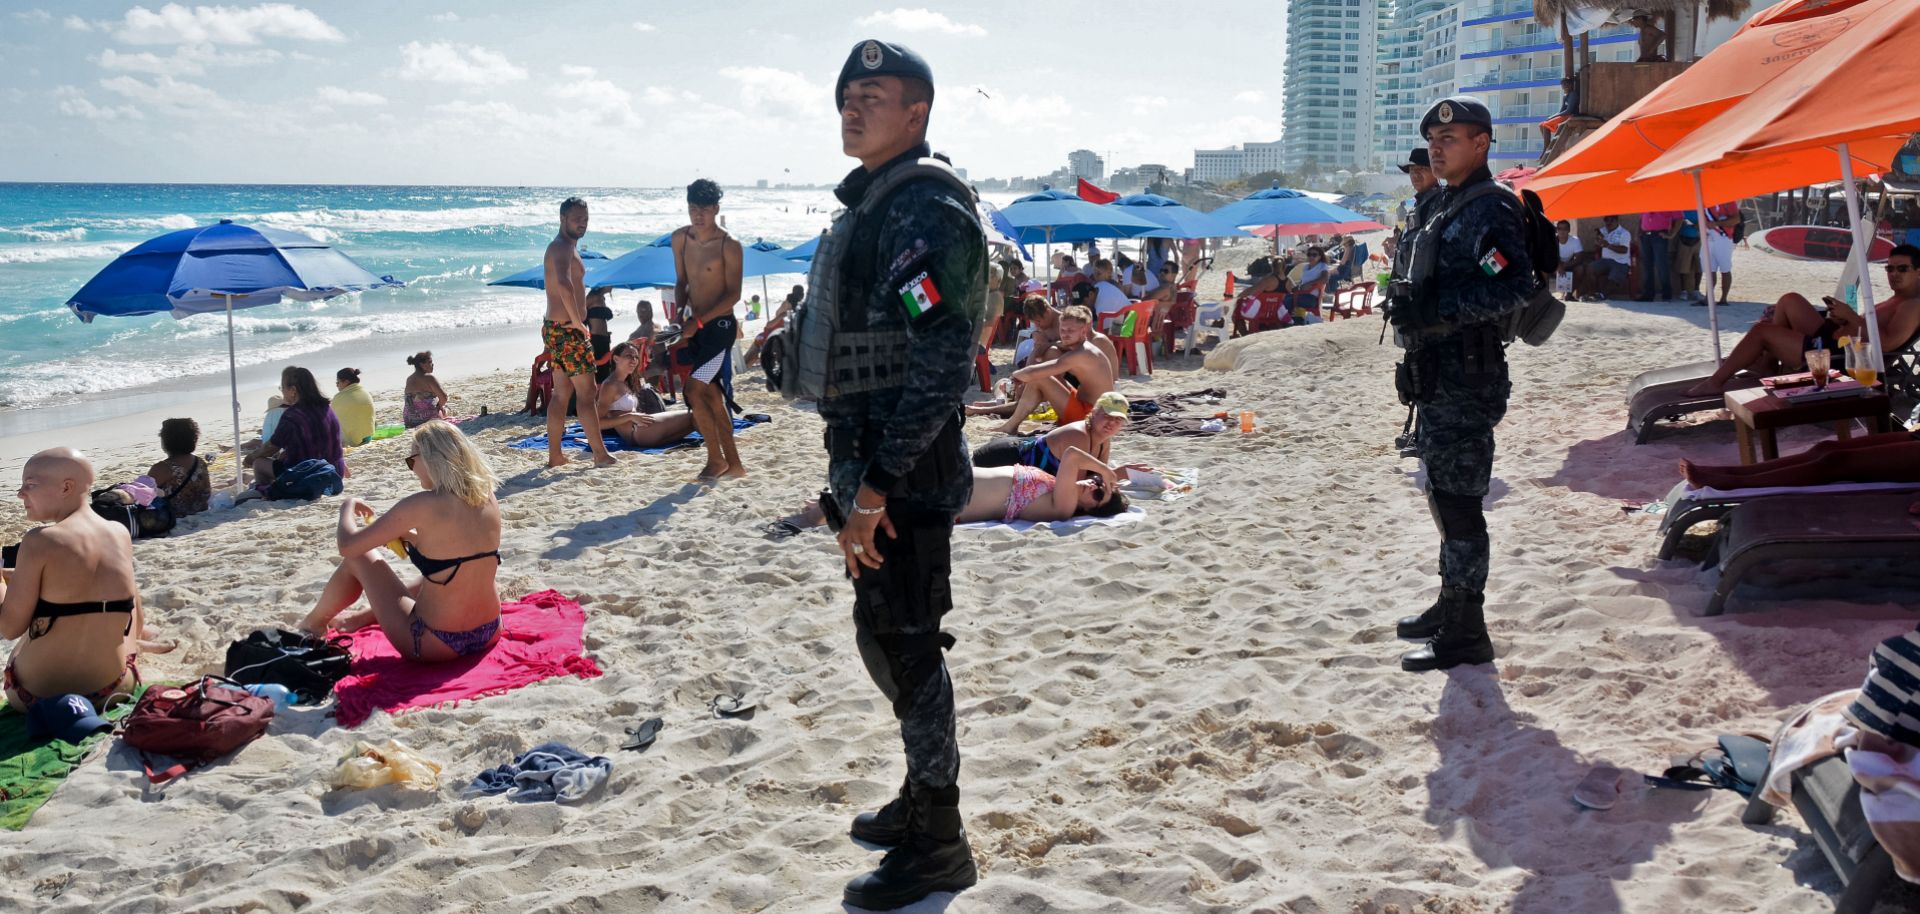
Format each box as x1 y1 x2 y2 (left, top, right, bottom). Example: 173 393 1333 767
1076 178 1119 204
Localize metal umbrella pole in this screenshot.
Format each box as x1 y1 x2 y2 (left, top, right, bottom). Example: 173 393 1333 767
1690 171 1723 364
1837 142 1885 373
224 292 245 491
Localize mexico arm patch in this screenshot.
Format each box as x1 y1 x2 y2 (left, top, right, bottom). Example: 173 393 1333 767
897 270 941 318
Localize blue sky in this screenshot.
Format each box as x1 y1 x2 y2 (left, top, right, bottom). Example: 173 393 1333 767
0 1 1287 187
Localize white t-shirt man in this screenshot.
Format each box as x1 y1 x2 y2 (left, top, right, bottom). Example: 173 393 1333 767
1556 235 1583 271
1599 224 1633 265
1091 280 1131 319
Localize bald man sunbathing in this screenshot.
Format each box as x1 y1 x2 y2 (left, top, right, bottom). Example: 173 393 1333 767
0 448 163 712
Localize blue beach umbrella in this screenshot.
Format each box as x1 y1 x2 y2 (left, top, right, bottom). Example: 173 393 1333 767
746 239 788 314
486 249 609 290
67 219 401 489
1000 187 1160 279
783 234 821 263
585 235 805 290
1211 183 1387 241
1110 194 1252 240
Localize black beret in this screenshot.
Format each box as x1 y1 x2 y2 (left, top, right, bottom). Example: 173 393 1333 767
1396 147 1431 172
1420 96 1494 138
836 39 934 110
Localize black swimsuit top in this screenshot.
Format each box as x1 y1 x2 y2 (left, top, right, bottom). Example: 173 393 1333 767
30 598 135 639
404 543 500 585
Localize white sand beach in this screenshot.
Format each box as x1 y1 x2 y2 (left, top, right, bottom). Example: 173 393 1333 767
1 240 1911 913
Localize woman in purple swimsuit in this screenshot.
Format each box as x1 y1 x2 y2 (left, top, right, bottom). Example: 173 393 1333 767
298 420 502 661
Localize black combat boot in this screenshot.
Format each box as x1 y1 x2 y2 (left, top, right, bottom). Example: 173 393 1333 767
1395 588 1466 641
1401 591 1495 672
849 777 910 847
843 787 977 910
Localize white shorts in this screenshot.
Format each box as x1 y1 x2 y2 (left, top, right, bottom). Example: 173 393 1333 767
691 350 727 384
1707 232 1734 273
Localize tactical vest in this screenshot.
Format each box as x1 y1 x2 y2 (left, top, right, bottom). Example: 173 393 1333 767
1401 181 1563 348
774 158 984 400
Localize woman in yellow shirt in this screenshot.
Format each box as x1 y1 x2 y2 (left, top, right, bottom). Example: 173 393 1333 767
333 367 376 447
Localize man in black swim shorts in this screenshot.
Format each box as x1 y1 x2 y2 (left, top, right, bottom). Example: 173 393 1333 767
671 179 747 481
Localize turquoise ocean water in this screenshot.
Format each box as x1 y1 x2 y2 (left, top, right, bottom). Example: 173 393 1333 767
0 183 849 412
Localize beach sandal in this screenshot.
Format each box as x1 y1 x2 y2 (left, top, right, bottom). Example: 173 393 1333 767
1573 764 1624 810
762 520 804 541
709 695 756 719
622 717 664 752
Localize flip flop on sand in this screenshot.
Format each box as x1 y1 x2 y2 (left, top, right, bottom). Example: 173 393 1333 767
1574 764 1624 810
622 717 664 752
762 520 804 540
710 695 756 719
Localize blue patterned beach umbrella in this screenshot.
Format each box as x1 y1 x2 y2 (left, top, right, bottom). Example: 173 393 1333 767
66 220 401 489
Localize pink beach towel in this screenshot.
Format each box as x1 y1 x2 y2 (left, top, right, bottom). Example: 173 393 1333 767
333 590 602 728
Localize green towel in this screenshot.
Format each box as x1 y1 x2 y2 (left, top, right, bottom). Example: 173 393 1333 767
0 685 146 830
369 425 406 441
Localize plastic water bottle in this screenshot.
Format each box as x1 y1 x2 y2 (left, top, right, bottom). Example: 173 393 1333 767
243 683 295 710
1240 409 1256 433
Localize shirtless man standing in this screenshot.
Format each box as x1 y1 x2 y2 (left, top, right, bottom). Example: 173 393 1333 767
972 305 1116 435
0 448 149 712
542 197 618 468
671 179 747 481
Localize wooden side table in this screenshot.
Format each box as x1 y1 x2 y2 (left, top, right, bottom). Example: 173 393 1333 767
1723 386 1892 465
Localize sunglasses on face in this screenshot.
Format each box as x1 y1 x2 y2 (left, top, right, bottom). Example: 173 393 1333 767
404 454 418 470
1089 477 1109 502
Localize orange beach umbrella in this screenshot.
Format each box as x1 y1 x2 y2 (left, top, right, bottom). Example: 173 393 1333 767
1526 0 1897 219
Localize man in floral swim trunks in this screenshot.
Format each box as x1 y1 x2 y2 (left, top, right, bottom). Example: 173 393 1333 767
542 197 618 469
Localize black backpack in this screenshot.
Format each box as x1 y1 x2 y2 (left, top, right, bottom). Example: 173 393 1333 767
223 628 353 704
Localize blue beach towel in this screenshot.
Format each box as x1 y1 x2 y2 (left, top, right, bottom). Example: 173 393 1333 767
510 414 770 455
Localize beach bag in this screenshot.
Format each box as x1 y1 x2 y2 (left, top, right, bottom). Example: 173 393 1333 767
120 676 275 784
266 458 342 501
223 628 353 704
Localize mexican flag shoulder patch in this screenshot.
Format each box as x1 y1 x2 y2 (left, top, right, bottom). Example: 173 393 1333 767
898 271 941 318
1479 249 1509 276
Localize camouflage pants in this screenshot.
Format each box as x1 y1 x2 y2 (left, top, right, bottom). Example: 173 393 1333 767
849 508 961 791
1417 347 1511 596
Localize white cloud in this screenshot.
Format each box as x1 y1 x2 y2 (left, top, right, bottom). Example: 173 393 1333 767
98 74 236 117
98 44 282 77
429 11 459 22
62 15 95 31
640 86 696 106
561 65 596 78
398 41 527 86
720 66 824 116
855 8 986 37
1232 90 1267 105
54 85 143 121
1126 95 1169 115
316 86 386 106
631 20 656 32
12 9 51 23
113 3 344 45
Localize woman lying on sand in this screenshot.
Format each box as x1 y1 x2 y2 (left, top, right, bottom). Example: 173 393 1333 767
298 421 502 661
1680 429 1920 490
769 446 1128 536
594 342 698 449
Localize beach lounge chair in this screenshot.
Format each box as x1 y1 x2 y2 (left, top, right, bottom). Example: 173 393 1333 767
1706 491 1920 615
1656 480 1920 560
1626 360 1765 444
1742 753 1917 914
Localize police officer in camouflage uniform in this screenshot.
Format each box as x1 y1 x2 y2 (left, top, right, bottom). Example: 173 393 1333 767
1392 147 1444 458
1387 96 1535 672
815 39 984 908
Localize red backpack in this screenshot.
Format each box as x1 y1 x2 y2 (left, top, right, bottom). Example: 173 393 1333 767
121 677 275 784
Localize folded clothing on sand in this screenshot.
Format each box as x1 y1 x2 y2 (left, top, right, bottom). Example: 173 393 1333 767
465 741 610 803
509 414 770 455
0 685 146 830
332 590 602 728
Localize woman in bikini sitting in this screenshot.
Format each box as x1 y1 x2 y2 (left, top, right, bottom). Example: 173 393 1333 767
593 342 699 449
402 351 450 428
146 417 210 517
298 420 503 662
973 391 1149 476
956 446 1130 525
0 448 150 711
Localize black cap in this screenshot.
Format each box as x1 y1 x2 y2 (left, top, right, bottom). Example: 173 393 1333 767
1419 95 1494 139
1396 148 1431 173
836 39 935 111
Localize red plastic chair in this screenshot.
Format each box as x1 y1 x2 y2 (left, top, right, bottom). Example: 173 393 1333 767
974 351 993 392
1328 282 1376 321
1109 301 1158 377
1244 292 1291 334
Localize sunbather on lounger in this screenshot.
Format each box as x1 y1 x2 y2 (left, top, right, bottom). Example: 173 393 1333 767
1684 244 1920 397
1680 429 1920 490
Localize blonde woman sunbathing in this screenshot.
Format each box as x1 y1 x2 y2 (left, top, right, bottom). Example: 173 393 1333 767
298 421 502 661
